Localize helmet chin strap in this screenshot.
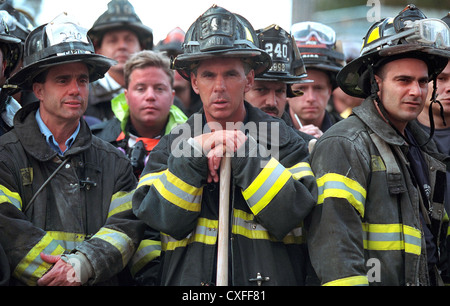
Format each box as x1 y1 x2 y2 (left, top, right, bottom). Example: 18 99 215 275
367 64 443 148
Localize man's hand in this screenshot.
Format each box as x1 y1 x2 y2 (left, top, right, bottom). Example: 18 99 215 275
193 130 247 183
37 253 81 286
299 124 323 138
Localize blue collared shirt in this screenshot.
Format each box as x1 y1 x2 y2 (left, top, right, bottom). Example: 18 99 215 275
35 109 80 156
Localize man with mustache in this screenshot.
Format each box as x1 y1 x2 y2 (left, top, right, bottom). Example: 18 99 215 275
92 50 187 178
132 5 318 285
0 14 145 286
307 6 450 285
85 0 153 122
245 24 315 143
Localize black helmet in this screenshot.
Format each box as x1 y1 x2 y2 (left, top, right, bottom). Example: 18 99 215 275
7 13 116 91
291 21 345 89
256 24 307 84
0 1 34 43
0 10 21 79
442 12 450 28
172 5 272 81
337 5 450 98
88 0 153 50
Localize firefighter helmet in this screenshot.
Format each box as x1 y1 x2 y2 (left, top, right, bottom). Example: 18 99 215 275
88 0 153 50
7 13 116 91
291 21 345 89
0 10 21 79
172 5 272 80
337 5 450 98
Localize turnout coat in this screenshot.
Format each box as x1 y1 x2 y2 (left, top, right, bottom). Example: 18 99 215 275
307 98 449 286
133 102 318 286
0 103 145 285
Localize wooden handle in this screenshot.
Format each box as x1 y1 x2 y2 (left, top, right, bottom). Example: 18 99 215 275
216 156 231 286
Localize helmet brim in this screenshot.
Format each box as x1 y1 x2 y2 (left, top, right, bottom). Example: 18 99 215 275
337 47 450 98
7 53 116 91
173 49 272 81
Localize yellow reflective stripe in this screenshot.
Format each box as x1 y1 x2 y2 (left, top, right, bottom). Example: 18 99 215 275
288 162 314 180
317 173 367 217
92 228 133 268
108 190 133 218
130 239 161 276
232 209 304 244
363 223 422 256
0 185 22 211
153 170 203 212
323 275 369 286
137 171 164 188
242 158 291 215
233 209 271 240
161 218 218 251
13 233 65 286
403 225 422 256
46 231 86 251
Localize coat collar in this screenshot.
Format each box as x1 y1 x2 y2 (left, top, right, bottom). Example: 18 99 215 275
13 102 92 161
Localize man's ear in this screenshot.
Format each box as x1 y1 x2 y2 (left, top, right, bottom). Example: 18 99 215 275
244 69 255 93
374 74 382 93
32 82 44 101
191 73 200 95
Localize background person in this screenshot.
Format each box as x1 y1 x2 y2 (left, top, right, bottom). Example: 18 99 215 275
288 21 345 138
85 0 153 121
92 50 187 178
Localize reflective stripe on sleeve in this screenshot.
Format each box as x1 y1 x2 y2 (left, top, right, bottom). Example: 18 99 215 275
232 209 304 244
317 173 367 217
13 233 65 286
323 275 369 286
288 162 315 180
161 218 218 251
108 190 134 218
242 158 291 215
137 171 164 189
91 228 134 268
153 170 203 212
363 223 422 256
129 239 161 276
0 185 22 211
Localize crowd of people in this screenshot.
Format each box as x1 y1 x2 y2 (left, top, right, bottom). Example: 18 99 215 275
0 0 449 287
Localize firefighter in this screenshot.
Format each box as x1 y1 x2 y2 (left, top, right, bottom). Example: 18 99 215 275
289 21 345 138
0 13 145 286
91 50 187 178
307 5 450 286
132 5 318 285
245 24 314 143
85 0 153 121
